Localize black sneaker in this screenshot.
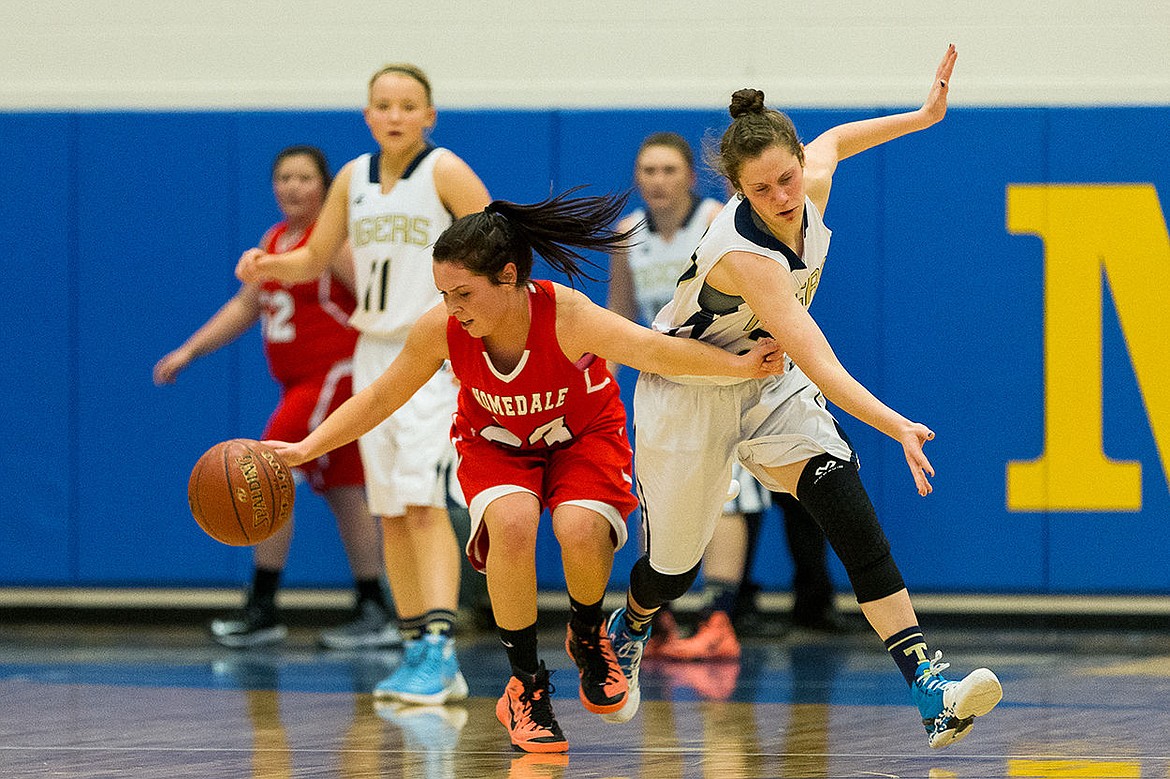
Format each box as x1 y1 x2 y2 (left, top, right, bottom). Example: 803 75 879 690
209 598 287 648
318 600 401 650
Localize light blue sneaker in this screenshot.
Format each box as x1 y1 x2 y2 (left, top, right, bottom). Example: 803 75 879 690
600 607 649 724
374 638 426 699
912 650 1002 748
375 633 468 706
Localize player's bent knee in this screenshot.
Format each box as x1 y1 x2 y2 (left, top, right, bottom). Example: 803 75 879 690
630 556 701 610
796 452 906 603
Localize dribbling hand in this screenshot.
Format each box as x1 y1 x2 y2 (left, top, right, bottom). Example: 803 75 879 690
263 439 310 468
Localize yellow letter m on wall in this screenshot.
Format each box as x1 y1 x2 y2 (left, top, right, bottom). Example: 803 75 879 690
1006 184 1170 511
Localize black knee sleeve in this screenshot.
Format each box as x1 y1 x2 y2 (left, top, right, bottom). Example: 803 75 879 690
629 555 701 610
796 453 904 603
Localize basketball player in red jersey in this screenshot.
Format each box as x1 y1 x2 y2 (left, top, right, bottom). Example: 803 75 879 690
154 146 396 651
264 188 785 753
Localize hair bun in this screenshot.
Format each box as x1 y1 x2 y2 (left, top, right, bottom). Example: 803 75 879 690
729 89 766 119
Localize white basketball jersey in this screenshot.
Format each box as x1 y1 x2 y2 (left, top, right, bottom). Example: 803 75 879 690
653 194 832 385
626 197 721 325
348 147 453 339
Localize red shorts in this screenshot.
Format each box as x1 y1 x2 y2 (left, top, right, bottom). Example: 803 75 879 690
456 423 638 573
263 369 364 493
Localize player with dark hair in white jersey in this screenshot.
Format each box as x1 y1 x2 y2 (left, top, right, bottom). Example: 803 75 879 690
237 63 491 707
609 131 770 661
605 46 1004 750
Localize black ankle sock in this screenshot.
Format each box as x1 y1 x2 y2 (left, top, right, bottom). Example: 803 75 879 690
250 567 282 602
354 578 387 609
568 595 604 635
884 625 929 686
499 623 540 676
623 598 656 635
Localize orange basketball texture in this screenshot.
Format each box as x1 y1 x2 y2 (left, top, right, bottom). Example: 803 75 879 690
187 439 294 546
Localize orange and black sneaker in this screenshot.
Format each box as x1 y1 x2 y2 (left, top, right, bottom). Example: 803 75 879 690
565 623 629 715
496 663 568 754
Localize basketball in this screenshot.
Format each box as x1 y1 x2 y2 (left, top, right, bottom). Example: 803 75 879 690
187 438 295 546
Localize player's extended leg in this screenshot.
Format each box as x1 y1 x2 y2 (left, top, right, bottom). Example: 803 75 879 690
553 504 628 718
762 454 1002 748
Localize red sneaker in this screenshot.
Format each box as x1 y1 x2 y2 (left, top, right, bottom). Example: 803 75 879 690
659 611 741 661
496 664 568 753
642 609 680 660
565 624 629 714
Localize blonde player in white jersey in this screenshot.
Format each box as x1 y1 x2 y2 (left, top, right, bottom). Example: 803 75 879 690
237 63 491 706
606 46 1003 750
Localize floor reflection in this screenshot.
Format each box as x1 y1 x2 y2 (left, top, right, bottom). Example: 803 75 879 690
4 622 1170 777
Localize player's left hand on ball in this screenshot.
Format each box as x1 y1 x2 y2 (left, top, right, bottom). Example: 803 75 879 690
264 440 308 467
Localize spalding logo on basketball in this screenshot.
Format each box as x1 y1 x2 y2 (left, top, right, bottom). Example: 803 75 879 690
188 438 295 546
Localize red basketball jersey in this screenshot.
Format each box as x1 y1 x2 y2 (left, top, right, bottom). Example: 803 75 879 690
259 223 358 385
448 280 625 450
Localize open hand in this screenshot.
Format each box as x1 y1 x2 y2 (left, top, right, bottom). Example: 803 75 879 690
921 44 957 126
900 422 936 496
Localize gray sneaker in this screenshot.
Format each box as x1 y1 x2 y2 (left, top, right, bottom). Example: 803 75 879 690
318 600 401 650
209 599 288 649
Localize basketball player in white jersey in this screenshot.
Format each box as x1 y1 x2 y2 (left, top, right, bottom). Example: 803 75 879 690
237 63 491 707
608 132 766 660
606 46 1003 750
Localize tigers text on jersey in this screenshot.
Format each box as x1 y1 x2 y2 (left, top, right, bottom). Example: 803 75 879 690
258 221 358 385
625 196 722 325
447 280 626 451
348 146 453 339
652 194 832 385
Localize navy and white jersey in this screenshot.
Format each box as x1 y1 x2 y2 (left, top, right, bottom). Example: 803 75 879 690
652 194 832 385
625 196 722 325
348 147 453 340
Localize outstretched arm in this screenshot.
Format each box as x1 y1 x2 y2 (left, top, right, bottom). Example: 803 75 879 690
153 285 261 385
803 44 957 205
266 304 449 466
716 252 936 495
556 286 785 380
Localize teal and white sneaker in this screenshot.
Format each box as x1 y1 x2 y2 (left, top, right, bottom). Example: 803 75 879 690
374 638 425 698
375 633 468 706
600 608 649 724
912 650 1002 748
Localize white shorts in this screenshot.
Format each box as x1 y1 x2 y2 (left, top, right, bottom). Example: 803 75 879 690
633 363 854 575
724 462 772 515
353 333 462 517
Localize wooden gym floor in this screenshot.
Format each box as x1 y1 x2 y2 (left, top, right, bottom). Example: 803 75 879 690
2 602 1169 778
